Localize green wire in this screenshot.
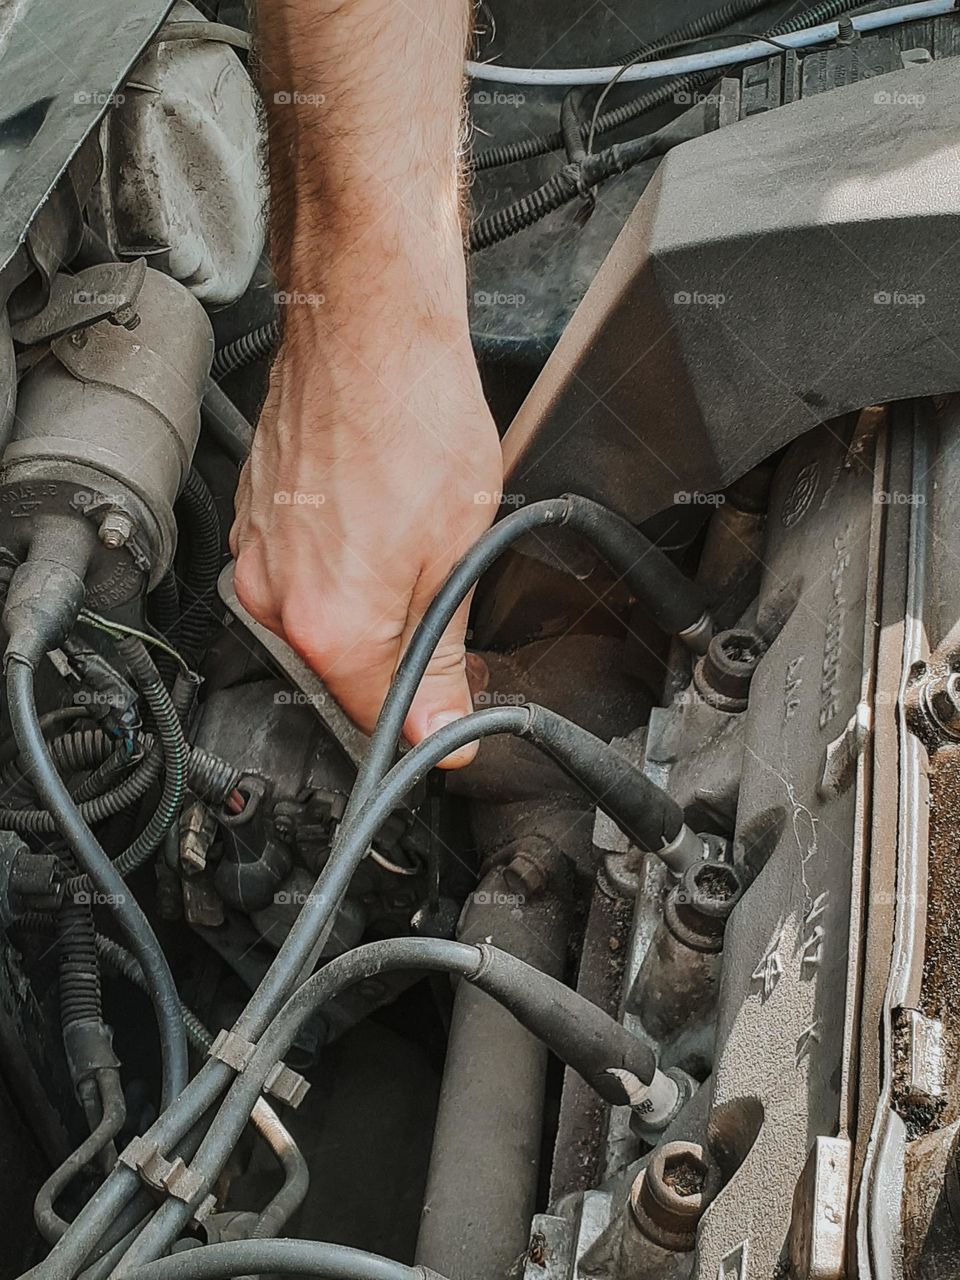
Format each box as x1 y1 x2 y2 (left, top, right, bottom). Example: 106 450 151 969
78 609 193 675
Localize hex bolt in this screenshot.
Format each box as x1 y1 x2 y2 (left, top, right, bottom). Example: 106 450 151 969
98 509 135 549
503 850 550 899
630 1141 720 1252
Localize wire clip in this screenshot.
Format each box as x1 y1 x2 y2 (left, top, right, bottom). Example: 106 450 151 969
208 1028 310 1108
118 1137 216 1221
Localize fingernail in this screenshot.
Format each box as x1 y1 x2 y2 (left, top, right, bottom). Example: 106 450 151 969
428 710 464 734
427 709 477 767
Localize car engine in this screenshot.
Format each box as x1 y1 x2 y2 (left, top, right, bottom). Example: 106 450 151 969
2 2 960 1279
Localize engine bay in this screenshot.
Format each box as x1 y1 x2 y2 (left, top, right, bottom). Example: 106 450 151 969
1 2 960 1279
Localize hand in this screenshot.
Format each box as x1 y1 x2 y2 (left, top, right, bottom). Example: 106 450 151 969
229 316 502 767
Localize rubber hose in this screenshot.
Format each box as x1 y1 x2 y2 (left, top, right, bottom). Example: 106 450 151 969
175 469 223 669
34 1069 126 1244
114 1240 437 1280
119 928 657 1265
5 657 188 1107
468 125 682 252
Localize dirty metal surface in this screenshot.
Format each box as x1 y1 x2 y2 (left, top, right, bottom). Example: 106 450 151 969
694 421 885 1280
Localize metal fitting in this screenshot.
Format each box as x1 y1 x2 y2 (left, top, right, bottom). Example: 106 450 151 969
629 1066 697 1144
97 508 135 549
657 823 708 876
694 627 764 712
630 1141 721 1251
666 859 745 953
502 849 551 900
921 671 960 740
676 611 714 656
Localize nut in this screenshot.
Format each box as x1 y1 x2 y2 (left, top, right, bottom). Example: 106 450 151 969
98 509 135 549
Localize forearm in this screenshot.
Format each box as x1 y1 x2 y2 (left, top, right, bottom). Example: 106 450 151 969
255 0 472 338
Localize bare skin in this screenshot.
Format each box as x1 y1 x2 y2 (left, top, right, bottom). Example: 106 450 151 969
231 0 501 767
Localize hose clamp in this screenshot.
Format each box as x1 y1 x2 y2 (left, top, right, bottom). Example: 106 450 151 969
208 1028 310 1108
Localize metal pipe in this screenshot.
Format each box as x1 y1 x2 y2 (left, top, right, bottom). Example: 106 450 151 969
415 857 571 1280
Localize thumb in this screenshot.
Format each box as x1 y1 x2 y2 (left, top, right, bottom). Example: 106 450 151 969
401 596 477 769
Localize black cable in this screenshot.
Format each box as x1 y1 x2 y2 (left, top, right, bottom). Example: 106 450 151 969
38 495 699 1274
175 469 223 669
471 0 777 170
468 120 693 252
5 658 188 1108
114 1240 433 1280
471 0 883 172
120 925 657 1264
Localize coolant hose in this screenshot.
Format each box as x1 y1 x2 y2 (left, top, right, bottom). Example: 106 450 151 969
114 1240 443 1280
5 657 188 1106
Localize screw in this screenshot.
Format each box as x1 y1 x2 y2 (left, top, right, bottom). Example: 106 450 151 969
98 509 135 549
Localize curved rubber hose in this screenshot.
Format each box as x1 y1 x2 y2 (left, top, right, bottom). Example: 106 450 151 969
34 1069 126 1244
114 1240 433 1280
5 658 188 1107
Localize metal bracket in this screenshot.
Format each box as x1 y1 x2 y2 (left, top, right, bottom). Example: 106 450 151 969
208 1028 310 1108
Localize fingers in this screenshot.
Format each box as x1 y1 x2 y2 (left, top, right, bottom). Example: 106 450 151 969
401 593 478 769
